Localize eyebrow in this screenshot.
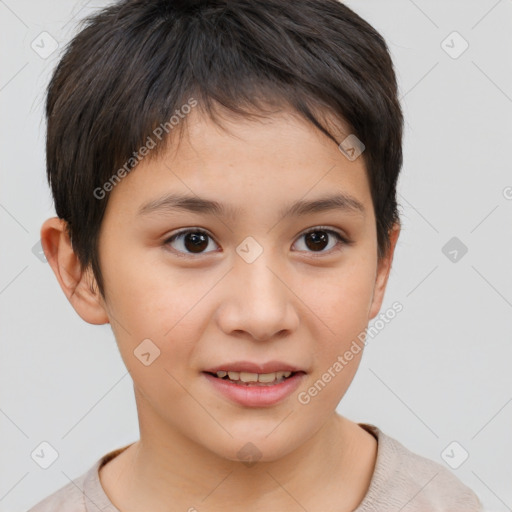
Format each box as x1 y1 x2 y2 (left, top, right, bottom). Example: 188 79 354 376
138 192 366 220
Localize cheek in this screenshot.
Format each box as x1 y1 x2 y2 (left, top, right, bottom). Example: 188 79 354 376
100 249 208 374
102 239 208 332
297 274 371 412
304 259 376 339
300 257 375 406
106 283 201 413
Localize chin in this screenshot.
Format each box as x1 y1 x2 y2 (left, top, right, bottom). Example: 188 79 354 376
202 430 303 466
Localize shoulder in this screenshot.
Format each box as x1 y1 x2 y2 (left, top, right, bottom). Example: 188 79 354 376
26 471 89 512
26 445 129 512
356 423 484 512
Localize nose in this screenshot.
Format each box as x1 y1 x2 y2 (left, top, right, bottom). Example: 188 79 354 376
215 254 300 342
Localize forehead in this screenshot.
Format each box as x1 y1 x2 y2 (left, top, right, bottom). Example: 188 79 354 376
105 108 373 222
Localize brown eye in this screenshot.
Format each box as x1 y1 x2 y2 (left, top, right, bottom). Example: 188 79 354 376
293 227 348 254
304 231 329 251
165 229 219 255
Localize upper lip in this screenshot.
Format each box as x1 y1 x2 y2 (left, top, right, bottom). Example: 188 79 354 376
203 361 306 374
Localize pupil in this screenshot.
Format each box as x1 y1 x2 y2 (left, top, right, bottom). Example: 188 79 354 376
184 232 208 253
305 231 328 251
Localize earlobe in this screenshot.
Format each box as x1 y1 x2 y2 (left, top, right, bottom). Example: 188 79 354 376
40 217 109 325
368 223 401 320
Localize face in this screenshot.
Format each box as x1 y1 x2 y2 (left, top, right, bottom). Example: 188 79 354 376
72 109 397 462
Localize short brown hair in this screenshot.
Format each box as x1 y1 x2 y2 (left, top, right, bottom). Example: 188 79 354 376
45 0 403 299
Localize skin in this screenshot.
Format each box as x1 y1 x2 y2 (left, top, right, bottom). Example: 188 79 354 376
41 107 400 512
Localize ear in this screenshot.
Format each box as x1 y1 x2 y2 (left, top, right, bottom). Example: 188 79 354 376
40 217 109 325
368 223 401 320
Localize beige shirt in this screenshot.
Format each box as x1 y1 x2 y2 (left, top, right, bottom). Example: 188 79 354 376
27 423 483 512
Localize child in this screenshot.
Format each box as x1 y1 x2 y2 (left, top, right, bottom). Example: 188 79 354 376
30 0 483 510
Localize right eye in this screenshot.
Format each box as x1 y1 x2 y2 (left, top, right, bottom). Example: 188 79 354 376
164 228 220 257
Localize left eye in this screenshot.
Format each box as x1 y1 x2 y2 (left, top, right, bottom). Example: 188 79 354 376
164 227 349 257
292 227 347 254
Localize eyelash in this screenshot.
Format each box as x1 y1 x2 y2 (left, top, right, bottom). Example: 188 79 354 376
163 226 352 259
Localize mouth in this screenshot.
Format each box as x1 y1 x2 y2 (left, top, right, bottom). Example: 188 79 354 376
204 370 304 386
201 362 307 407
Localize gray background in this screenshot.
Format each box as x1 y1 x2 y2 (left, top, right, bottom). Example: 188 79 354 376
1 0 511 510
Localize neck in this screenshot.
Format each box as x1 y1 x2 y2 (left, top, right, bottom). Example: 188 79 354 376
100 399 377 511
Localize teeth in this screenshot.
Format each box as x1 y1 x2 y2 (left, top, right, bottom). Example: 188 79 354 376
215 370 293 383
239 372 259 382
258 372 277 383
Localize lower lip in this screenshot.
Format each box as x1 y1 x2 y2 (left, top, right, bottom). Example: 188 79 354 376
202 372 306 407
